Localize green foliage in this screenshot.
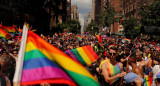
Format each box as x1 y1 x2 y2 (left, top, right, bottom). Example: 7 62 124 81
123 17 141 38
56 20 81 33
139 0 160 26
85 20 99 34
98 1 116 27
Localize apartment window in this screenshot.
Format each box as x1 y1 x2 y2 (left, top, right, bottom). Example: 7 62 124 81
120 5 123 9
119 11 122 15
120 0 123 3
126 8 128 13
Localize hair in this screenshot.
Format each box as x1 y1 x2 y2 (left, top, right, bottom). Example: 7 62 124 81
109 47 118 52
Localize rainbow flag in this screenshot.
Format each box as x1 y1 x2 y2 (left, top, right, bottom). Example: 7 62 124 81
77 35 82 41
42 35 47 40
95 34 102 43
0 26 16 33
54 33 58 37
0 29 11 40
65 46 99 66
64 33 67 37
21 31 99 86
125 38 131 42
8 40 14 44
144 75 152 86
136 37 140 43
107 44 117 49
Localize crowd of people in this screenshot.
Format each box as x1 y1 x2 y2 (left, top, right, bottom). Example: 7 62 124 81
0 32 160 86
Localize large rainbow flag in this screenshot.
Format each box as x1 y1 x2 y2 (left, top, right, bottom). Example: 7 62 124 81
20 31 99 86
65 46 99 66
0 29 12 40
0 26 16 33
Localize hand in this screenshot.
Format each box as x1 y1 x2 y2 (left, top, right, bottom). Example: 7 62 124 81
118 72 126 77
135 78 142 86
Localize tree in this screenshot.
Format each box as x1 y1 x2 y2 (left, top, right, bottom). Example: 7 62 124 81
123 17 140 38
139 0 160 27
56 20 81 33
98 1 115 28
85 20 99 34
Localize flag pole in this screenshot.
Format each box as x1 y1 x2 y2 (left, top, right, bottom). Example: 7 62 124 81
13 22 29 86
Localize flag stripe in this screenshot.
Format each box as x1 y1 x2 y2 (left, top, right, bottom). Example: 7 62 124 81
23 57 58 69
77 47 91 65
71 49 87 66
21 79 76 86
22 66 72 82
86 46 99 59
24 49 46 61
65 70 99 86
82 46 96 62
65 50 79 62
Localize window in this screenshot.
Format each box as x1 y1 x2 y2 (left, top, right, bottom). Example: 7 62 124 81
120 0 123 3
119 11 122 15
120 5 123 9
133 4 135 9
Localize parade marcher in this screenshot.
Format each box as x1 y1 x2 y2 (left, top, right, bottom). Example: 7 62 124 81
101 47 126 86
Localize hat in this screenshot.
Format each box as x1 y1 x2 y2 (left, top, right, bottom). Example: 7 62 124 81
124 72 144 83
128 56 136 63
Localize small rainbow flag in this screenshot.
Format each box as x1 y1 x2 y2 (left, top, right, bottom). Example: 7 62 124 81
54 33 58 37
125 38 131 42
8 40 14 44
42 35 47 40
144 75 152 86
95 34 102 43
64 33 67 37
107 44 117 49
19 31 99 86
77 35 82 41
0 29 11 40
65 46 99 66
0 26 16 33
136 37 140 43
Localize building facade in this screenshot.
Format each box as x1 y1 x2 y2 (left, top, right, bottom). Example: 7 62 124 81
71 5 79 21
123 0 154 19
100 0 124 33
67 0 71 20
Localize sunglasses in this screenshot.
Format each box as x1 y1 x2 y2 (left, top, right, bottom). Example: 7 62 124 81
109 53 116 56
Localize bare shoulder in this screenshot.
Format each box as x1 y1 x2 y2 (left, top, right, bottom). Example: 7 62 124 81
118 62 123 69
102 61 108 69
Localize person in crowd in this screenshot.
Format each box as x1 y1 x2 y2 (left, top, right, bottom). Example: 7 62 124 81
0 54 11 86
100 47 126 86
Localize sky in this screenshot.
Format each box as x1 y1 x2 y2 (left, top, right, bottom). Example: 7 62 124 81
71 0 92 33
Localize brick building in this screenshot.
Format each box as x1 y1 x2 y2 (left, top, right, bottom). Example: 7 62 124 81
101 0 124 33
92 0 101 24
123 0 154 19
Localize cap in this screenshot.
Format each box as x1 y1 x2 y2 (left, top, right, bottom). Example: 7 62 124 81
124 72 144 83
